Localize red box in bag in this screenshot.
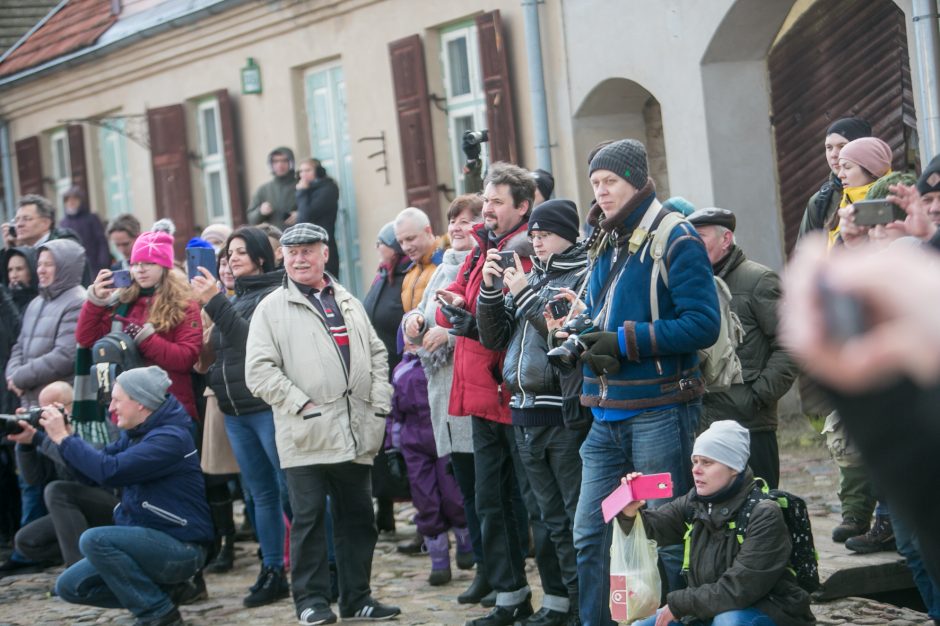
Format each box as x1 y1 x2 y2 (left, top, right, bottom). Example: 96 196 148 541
609 575 629 622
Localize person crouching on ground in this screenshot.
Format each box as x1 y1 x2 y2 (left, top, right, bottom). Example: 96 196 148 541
51 366 213 626
619 421 815 626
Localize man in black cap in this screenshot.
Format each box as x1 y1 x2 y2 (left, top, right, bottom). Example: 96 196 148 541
799 117 872 237
688 208 798 488
246 223 400 625
531 169 555 207
917 153 940 226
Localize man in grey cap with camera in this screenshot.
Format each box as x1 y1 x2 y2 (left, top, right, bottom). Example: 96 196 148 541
688 208 798 489
246 223 399 625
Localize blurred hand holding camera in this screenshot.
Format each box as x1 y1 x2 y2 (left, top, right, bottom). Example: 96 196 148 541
781 235 940 392
39 404 70 444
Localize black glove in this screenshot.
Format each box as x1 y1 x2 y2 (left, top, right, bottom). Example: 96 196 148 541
579 331 622 376
462 133 482 162
441 304 478 339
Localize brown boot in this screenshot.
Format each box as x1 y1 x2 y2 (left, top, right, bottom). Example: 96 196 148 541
832 516 869 543
845 514 896 554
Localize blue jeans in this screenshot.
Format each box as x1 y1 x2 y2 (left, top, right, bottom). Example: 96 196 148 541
632 607 775 626
224 410 286 568
56 526 206 619
574 402 700 626
892 510 940 619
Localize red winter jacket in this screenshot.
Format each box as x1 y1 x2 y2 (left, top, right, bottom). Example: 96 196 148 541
76 294 203 419
436 221 533 424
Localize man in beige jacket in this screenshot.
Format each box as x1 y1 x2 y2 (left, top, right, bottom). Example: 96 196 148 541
245 223 399 626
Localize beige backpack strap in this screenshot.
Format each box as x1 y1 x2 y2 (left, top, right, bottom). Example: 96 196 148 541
649 212 686 323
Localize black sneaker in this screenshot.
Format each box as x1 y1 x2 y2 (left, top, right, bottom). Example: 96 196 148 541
243 565 290 607
340 600 401 621
299 605 337 625
168 572 208 605
134 607 184 626
523 607 569 626
466 597 534 626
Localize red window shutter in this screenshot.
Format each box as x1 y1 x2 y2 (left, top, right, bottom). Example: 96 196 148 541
67 124 89 200
389 34 441 233
476 10 518 167
216 89 245 226
15 136 43 196
146 104 194 257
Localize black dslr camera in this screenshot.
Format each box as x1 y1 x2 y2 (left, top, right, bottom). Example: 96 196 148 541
0 406 66 437
546 313 595 371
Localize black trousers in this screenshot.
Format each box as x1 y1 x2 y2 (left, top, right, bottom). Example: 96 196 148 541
747 430 780 489
284 462 376 616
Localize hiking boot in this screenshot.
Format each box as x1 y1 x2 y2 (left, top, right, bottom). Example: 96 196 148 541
426 533 452 586
454 526 475 570
523 607 569 626
340 599 401 620
243 565 290 607
831 516 869 543
457 568 492 604
466 595 533 626
206 534 235 573
396 534 426 555
845 514 896 554
299 604 338 625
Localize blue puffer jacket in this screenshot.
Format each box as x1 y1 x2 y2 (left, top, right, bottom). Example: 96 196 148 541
57 396 213 544
582 188 720 411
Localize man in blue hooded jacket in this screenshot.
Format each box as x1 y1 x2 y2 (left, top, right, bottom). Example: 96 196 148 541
570 139 720 626
47 366 213 626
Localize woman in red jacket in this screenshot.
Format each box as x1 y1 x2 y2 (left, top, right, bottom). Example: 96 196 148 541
76 231 202 419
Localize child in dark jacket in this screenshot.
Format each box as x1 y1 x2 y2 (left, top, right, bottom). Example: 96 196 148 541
388 339 470 586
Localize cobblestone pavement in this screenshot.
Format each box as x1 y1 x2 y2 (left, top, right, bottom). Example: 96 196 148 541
0 417 931 625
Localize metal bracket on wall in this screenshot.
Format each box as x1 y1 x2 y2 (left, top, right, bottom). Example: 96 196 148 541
58 114 150 149
437 183 456 204
427 93 448 113
357 131 389 185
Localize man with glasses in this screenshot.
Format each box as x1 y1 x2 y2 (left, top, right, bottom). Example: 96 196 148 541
3 194 92 285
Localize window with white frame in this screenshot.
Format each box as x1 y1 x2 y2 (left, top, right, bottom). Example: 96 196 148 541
440 23 488 195
98 119 133 217
196 98 230 224
50 129 71 208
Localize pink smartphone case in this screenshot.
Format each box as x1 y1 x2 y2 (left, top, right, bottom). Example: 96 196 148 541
601 473 673 523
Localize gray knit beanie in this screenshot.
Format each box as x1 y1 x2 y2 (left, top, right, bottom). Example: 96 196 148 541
692 420 751 473
116 366 171 411
588 139 649 190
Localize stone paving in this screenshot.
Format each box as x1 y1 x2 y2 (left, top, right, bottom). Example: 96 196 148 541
0 417 932 625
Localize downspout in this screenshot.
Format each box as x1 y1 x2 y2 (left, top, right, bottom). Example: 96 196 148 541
522 0 552 172
0 121 14 221
913 0 940 161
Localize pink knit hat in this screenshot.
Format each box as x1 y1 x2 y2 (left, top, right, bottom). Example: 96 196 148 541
130 231 175 269
839 137 893 179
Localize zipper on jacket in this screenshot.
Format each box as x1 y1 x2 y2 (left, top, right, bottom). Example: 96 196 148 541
142 501 188 526
220 355 239 416
517 321 529 406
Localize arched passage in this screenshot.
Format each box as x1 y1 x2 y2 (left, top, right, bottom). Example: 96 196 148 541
572 78 669 211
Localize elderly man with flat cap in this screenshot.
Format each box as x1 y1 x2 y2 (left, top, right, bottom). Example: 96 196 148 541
50 366 213 626
688 208 798 488
246 222 400 625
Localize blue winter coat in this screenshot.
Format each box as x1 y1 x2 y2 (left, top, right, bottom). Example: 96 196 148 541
57 396 213 544
582 194 720 411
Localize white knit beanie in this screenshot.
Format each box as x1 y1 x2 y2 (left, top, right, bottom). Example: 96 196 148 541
692 420 751 473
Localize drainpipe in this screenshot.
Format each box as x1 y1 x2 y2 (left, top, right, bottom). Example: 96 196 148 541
913 0 940 160
0 121 14 221
522 0 552 172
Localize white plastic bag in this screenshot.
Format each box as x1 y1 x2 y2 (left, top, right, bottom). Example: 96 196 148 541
609 514 661 623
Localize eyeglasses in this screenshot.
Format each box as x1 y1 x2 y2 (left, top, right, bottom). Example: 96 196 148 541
13 215 36 224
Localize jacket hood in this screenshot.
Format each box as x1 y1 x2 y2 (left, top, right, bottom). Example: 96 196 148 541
235 268 285 296
442 246 473 267
127 395 192 439
268 146 296 179
2 245 39 289
36 238 85 299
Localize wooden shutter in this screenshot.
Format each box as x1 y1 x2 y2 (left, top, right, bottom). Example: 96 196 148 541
476 10 518 166
769 0 915 255
216 89 245 226
146 104 194 257
15 136 43 196
389 34 441 233
67 125 89 199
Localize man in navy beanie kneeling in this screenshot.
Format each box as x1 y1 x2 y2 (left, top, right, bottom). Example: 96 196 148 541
47 366 213 626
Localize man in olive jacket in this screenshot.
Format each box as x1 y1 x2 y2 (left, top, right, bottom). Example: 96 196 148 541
689 208 798 488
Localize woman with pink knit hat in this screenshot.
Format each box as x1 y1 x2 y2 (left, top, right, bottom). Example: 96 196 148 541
829 137 893 246
76 231 203 419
